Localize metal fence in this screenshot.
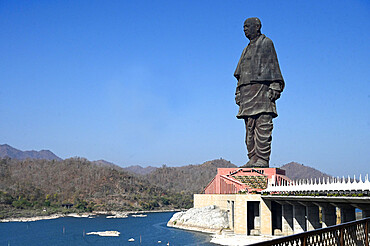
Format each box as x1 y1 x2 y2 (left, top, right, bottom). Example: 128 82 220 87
250 217 369 246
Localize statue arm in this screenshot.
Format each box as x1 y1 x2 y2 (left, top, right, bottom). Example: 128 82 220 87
264 38 284 101
234 48 247 106
234 47 247 81
268 82 282 101
269 81 282 92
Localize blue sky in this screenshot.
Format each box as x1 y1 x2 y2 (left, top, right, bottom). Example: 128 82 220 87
1 1 369 177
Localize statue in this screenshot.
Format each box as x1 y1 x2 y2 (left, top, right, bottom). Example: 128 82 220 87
234 17 284 168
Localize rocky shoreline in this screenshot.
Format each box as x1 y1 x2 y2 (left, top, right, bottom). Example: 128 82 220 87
0 209 181 223
167 206 282 245
167 205 229 233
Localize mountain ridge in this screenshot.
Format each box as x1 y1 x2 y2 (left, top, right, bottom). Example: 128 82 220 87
0 144 62 161
280 161 332 180
0 144 332 182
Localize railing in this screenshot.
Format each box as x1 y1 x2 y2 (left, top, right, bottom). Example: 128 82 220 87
264 175 370 194
250 217 369 246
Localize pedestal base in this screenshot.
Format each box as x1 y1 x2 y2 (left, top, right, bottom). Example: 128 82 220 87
204 167 291 194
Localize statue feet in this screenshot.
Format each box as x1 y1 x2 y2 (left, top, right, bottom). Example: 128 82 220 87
240 157 268 168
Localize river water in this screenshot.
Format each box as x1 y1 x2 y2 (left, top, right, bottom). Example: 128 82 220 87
0 212 216 246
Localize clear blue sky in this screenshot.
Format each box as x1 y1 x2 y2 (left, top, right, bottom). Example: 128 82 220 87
1 1 369 177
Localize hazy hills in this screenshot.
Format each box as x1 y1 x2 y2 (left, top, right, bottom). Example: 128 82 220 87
280 162 332 180
0 144 332 182
0 144 62 161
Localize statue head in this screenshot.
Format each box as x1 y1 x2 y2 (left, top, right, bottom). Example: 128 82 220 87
244 17 261 41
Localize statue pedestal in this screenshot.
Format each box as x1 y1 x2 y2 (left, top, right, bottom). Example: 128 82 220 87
204 167 290 194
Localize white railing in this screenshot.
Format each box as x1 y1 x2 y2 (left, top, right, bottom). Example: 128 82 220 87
264 174 370 193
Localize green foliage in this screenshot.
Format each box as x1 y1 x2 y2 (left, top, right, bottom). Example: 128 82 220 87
0 191 13 205
160 196 170 205
12 197 32 209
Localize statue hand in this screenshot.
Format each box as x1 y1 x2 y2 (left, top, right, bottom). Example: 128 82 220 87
268 89 280 101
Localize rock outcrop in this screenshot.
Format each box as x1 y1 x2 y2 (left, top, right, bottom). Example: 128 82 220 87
167 205 229 233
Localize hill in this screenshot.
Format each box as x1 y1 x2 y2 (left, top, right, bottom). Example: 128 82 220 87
92 159 124 171
0 144 62 161
280 162 332 180
145 159 332 193
146 158 237 194
0 158 192 218
123 165 157 175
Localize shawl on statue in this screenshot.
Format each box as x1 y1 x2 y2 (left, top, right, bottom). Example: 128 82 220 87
234 34 284 90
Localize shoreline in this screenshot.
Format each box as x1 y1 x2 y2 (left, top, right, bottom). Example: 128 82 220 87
0 209 183 223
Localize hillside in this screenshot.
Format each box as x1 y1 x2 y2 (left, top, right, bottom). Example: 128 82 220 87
92 161 157 175
92 159 124 171
0 158 192 218
146 158 237 194
0 145 335 219
124 165 157 175
280 162 332 180
0 144 62 161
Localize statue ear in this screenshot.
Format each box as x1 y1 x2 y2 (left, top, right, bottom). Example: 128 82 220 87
257 24 261 33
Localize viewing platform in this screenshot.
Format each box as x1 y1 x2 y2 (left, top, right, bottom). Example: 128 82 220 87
195 168 370 236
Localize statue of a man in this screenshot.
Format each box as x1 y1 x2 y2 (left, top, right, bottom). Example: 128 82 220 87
234 17 284 168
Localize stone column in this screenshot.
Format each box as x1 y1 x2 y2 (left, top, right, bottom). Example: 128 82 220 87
299 202 321 231
280 203 293 236
260 199 272 235
287 201 306 233
314 202 336 227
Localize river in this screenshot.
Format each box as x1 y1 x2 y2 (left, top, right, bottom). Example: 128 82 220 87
0 212 216 246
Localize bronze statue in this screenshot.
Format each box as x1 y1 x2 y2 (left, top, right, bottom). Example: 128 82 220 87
234 17 284 168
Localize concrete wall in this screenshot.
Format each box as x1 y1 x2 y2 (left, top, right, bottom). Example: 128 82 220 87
194 194 271 235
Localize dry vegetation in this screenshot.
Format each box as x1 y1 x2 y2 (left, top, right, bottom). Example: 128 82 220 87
146 159 237 193
0 157 192 218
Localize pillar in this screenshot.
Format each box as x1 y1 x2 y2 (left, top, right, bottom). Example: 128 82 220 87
337 204 356 223
288 202 306 233
315 203 336 227
281 203 293 236
299 202 321 231
260 199 272 235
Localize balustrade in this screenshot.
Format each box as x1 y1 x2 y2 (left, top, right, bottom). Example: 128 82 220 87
249 217 369 246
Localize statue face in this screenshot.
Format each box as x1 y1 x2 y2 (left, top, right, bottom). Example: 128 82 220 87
244 21 259 41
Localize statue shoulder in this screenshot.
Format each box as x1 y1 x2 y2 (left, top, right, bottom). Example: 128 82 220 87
260 35 274 46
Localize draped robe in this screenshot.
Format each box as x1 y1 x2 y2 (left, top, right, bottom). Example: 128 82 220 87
234 34 284 118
